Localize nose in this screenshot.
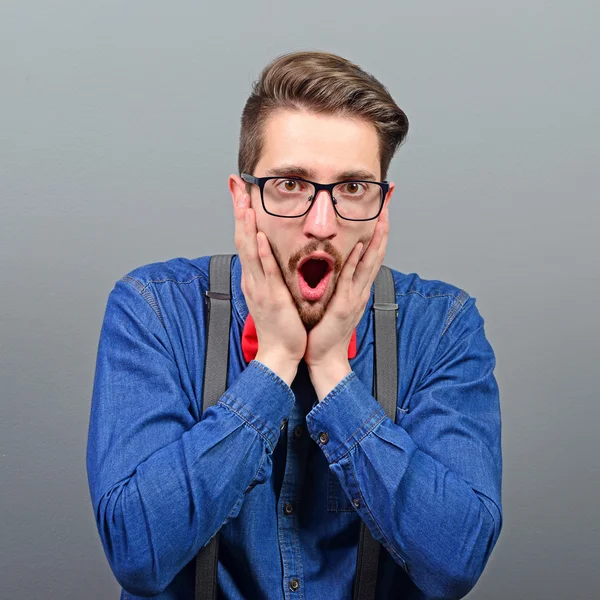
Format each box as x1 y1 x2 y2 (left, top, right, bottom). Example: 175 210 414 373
302 188 338 240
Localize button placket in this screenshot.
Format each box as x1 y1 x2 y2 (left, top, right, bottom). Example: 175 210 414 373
276 403 305 599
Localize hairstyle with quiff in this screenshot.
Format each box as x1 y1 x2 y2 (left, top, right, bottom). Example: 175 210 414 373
238 51 409 184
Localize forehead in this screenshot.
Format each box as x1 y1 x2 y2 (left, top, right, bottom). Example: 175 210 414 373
256 108 381 181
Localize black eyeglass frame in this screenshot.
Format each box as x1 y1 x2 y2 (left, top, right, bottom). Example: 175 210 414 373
240 173 389 222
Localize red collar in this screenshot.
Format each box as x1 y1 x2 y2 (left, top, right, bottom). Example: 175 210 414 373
241 314 357 363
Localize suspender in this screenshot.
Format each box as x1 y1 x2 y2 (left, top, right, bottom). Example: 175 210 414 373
353 264 399 600
195 254 399 600
194 255 233 600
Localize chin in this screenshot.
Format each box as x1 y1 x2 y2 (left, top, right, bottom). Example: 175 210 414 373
292 290 331 332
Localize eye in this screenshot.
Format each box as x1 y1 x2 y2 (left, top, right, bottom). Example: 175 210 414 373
275 179 304 192
339 182 366 195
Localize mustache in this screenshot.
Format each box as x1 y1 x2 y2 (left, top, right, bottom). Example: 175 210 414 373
287 239 344 273
264 233 373 280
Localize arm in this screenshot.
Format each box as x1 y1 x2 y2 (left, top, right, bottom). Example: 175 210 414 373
86 279 294 596
305 298 502 600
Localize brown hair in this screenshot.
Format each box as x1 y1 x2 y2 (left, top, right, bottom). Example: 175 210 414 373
238 50 409 183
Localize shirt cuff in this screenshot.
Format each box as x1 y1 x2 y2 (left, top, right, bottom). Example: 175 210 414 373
305 371 387 464
218 360 295 451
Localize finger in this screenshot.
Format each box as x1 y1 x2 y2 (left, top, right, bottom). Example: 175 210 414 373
256 232 285 284
337 241 364 291
242 206 265 283
234 193 261 285
234 193 249 254
368 210 389 282
353 220 384 288
234 193 247 234
354 206 389 294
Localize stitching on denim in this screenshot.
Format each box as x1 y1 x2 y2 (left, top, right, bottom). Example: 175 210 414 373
347 456 408 571
327 468 336 511
339 409 385 452
441 289 470 337
217 399 274 451
290 501 305 600
137 273 208 291
330 412 387 463
306 373 357 425
395 289 464 301
219 396 275 448
321 410 386 463
120 276 166 329
280 525 289 597
220 394 278 443
322 371 357 405
249 361 295 399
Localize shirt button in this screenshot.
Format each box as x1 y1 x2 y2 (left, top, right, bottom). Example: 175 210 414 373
353 498 361 508
318 431 329 444
293 425 304 439
289 578 300 591
280 418 288 431
283 502 294 515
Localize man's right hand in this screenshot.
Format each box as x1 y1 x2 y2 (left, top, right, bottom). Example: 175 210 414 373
234 192 306 386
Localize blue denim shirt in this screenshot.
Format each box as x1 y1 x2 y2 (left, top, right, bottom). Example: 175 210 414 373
86 254 502 600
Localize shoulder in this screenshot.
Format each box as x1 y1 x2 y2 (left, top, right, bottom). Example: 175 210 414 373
385 264 478 338
105 255 217 329
118 255 212 292
387 264 469 303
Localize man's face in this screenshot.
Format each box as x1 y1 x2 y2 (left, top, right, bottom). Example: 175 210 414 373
230 108 394 330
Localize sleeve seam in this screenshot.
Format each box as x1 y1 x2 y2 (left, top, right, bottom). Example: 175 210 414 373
218 397 276 451
323 411 386 463
119 275 166 330
441 288 470 338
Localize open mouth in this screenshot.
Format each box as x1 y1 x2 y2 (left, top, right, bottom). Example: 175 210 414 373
300 258 330 288
297 257 333 301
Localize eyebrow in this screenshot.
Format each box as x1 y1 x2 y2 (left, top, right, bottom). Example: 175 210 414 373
264 164 379 181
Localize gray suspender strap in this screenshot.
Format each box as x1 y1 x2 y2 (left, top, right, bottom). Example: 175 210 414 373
195 254 234 600
194 257 398 600
352 264 399 600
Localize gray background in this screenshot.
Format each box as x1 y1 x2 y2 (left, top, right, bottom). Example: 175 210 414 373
1 1 598 598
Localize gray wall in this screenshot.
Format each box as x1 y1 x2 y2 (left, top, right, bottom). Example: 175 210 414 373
1 1 598 598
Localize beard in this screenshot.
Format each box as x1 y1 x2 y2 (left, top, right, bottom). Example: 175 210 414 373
268 238 344 332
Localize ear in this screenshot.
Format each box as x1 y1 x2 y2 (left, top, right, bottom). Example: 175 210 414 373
228 173 248 210
383 180 395 210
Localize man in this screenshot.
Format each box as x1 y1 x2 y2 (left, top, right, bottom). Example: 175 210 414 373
87 51 502 599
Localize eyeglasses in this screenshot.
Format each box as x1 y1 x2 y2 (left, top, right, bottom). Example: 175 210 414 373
241 173 389 221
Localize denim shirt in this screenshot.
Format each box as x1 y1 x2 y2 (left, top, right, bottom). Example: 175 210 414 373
86 254 502 600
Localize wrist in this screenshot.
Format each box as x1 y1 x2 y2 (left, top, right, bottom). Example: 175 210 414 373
254 352 299 387
307 359 352 402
